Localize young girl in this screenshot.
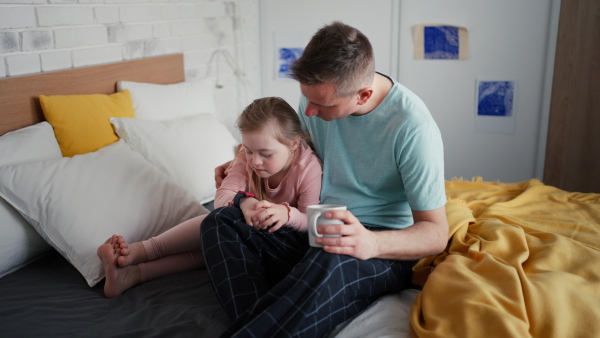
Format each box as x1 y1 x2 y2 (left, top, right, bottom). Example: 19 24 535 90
97 96 322 298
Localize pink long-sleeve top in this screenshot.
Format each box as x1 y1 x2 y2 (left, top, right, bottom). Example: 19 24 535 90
214 142 322 231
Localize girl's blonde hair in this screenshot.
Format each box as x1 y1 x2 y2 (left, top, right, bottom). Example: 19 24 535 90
236 97 310 200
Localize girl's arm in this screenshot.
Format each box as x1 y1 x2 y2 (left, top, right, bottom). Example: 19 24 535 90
286 155 323 232
248 153 322 232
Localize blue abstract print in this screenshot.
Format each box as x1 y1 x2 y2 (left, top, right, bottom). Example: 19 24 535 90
424 26 459 59
278 47 303 78
477 81 515 116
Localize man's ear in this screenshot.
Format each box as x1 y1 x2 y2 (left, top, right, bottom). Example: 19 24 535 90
357 87 374 105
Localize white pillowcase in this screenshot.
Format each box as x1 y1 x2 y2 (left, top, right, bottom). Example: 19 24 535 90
0 122 58 278
0 140 208 287
111 114 239 204
117 78 217 121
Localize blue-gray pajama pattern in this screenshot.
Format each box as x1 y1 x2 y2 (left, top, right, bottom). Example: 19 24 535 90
201 206 417 338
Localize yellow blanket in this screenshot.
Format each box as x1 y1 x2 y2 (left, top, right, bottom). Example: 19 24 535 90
410 178 600 337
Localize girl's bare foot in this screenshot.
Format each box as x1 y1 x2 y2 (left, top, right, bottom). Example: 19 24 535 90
112 235 149 267
97 235 141 298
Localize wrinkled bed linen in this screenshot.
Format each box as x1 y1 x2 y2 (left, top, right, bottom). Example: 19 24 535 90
411 178 600 337
330 288 419 338
0 251 228 338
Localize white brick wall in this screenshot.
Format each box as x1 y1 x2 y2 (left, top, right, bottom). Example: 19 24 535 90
37 6 95 26
0 7 36 29
0 32 19 52
40 50 71 71
94 6 119 24
0 0 260 135
6 53 41 76
119 5 162 23
0 56 6 77
54 26 109 48
72 44 122 67
108 24 153 43
152 22 171 38
21 30 53 51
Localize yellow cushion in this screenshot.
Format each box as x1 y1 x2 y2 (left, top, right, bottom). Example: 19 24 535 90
39 90 135 157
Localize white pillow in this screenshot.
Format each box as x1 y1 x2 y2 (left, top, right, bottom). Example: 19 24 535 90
0 122 59 278
0 140 208 287
117 78 217 121
111 114 239 204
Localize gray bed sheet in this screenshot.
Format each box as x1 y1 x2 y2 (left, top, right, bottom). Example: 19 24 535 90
0 250 229 337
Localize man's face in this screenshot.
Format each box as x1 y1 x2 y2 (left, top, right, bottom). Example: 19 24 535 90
300 82 359 121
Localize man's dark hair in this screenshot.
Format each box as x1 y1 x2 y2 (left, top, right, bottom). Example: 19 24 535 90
289 21 375 97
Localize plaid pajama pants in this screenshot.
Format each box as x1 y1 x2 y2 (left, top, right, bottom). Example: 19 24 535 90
201 206 417 338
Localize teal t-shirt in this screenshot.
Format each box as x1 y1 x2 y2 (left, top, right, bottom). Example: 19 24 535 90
298 74 445 229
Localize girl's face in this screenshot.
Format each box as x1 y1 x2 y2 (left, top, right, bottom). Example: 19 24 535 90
241 120 298 183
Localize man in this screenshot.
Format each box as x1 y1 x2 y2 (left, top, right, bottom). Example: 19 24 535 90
205 21 448 337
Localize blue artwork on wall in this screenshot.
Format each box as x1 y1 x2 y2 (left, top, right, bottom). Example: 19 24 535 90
277 47 303 78
477 81 515 116
424 26 459 59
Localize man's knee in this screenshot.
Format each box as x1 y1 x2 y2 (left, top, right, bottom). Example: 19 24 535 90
200 207 244 238
203 206 242 226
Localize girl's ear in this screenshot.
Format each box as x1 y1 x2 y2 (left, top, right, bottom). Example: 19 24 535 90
291 138 301 151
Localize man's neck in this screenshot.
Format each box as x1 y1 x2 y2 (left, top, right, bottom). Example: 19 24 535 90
355 73 393 115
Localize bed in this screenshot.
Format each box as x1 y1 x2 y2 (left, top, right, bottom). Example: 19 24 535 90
0 54 599 338
0 54 234 337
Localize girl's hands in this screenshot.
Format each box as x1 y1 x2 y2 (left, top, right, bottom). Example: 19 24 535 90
239 197 261 226
240 199 289 232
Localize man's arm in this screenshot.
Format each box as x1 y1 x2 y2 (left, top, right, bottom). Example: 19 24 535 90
314 206 448 261
214 161 231 188
375 207 448 260
214 144 244 188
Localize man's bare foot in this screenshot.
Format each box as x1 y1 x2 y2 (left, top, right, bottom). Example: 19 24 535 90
111 235 149 267
97 235 141 298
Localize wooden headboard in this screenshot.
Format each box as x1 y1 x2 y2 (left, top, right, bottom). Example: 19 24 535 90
0 54 185 136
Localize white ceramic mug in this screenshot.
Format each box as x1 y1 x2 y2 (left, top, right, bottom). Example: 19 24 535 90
307 204 346 247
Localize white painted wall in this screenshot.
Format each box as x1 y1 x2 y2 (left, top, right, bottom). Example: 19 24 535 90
1 1 559 183
258 0 558 183
258 0 399 110
0 0 262 138
398 0 556 183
